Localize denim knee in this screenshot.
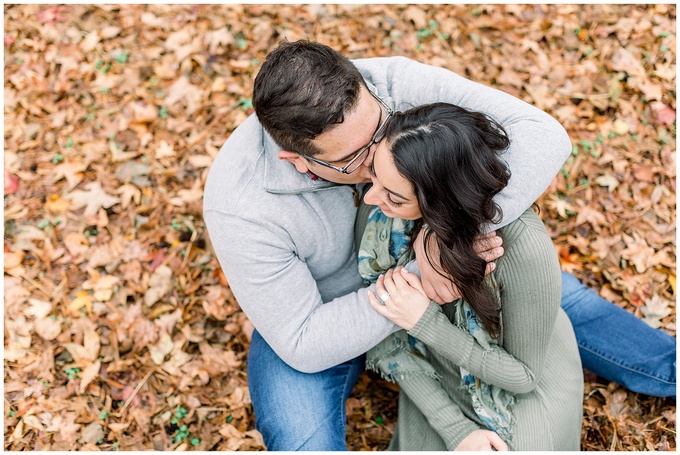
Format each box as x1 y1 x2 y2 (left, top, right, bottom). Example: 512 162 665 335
247 330 363 450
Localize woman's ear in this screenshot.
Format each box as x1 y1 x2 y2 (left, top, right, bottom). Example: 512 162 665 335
278 151 310 174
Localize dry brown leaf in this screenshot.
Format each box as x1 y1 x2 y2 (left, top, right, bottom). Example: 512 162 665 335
595 174 620 192
52 161 87 189
65 182 120 217
62 329 100 364
53 412 81 443
2 4 675 452
149 331 175 365
144 265 173 306
78 359 102 394
4 250 25 269
155 140 176 158
35 316 63 341
640 295 672 329
609 47 647 79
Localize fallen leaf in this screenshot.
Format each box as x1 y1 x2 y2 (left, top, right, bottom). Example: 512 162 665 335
4 168 19 194
148 331 174 365
613 119 629 135
609 47 646 79
25 298 53 318
144 265 173 306
199 342 241 374
78 359 102 394
62 329 100 363
37 6 66 23
22 415 44 431
35 316 63 341
52 161 87 189
65 182 120 217
100 26 121 39
53 412 80 443
4 250 25 269
204 27 234 54
155 140 176 158
117 183 142 209
131 102 157 123
45 194 72 213
595 174 619 192
168 178 203 206
640 295 672 328
650 101 676 126
68 291 94 313
109 140 140 162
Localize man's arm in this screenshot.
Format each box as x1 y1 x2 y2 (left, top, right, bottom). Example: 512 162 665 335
359 56 571 230
204 209 399 373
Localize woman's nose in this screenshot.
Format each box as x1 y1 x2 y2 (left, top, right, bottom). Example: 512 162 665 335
363 184 379 205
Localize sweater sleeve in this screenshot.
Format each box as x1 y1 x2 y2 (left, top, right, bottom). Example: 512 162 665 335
408 214 562 394
203 209 400 373
359 56 571 230
398 375 483 450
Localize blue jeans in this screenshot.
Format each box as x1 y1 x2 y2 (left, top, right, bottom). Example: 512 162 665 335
248 271 676 450
560 271 676 397
248 329 365 451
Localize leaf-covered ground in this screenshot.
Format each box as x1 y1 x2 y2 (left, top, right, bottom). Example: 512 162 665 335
4 4 675 451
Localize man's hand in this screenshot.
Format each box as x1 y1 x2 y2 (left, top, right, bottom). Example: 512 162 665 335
455 429 508 451
414 230 504 305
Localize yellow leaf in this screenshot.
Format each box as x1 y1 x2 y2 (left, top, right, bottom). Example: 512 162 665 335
669 275 676 294
45 194 72 213
613 119 629 135
69 291 93 313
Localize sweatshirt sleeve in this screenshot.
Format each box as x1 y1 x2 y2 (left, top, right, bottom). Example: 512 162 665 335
362 56 571 230
203 209 400 373
408 215 562 394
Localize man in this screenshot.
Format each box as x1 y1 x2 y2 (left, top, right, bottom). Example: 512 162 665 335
204 40 675 450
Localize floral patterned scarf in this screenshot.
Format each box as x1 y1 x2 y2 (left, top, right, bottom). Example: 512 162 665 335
359 205 515 441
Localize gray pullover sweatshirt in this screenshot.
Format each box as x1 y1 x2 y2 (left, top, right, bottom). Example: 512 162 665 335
203 56 572 373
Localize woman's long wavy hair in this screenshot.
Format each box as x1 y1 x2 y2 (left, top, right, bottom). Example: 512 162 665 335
384 103 511 338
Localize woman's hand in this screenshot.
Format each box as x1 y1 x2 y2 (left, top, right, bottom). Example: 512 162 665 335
455 430 508 451
368 266 430 330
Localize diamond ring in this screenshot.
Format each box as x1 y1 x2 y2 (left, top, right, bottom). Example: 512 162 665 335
380 292 390 302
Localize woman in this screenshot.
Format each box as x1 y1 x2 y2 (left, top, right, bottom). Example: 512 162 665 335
355 103 583 450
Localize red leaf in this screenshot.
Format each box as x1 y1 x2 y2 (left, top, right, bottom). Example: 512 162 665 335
652 102 676 126
4 168 19 194
37 6 66 23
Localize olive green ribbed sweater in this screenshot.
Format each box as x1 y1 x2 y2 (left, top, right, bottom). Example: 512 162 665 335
356 206 584 451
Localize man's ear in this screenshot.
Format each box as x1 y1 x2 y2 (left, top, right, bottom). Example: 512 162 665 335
278 150 310 174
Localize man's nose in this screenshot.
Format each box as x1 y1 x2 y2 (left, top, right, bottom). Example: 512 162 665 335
362 147 376 169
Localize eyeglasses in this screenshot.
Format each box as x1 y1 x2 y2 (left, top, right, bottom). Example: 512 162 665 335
302 91 393 174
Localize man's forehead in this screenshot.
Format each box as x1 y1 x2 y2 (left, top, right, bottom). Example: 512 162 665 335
312 95 381 161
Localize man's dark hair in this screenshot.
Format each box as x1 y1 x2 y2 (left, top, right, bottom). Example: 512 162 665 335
386 103 512 338
253 40 366 156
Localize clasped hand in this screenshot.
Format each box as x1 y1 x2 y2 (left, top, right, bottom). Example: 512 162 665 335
455 429 508 451
368 266 430 331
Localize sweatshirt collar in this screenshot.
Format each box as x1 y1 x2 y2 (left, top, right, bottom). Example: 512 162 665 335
261 129 339 194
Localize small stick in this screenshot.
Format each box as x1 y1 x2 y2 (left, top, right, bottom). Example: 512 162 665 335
115 366 157 417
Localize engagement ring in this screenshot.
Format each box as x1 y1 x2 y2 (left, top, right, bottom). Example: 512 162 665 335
380 292 390 302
